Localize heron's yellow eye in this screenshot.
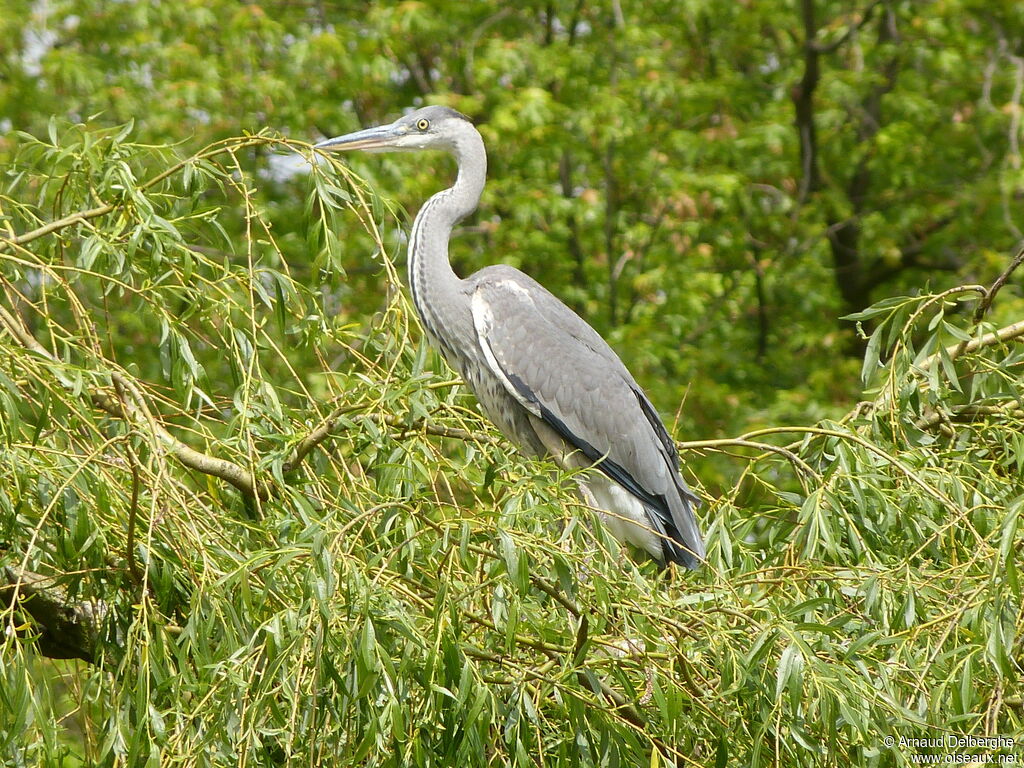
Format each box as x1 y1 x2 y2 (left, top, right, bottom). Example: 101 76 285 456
416 118 430 131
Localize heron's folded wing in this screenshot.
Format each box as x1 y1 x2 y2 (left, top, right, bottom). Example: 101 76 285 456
468 270 704 567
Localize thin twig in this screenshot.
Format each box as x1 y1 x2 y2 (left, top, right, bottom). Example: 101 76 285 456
854 316 1024 422
948 244 1023 366
688 424 957 511
126 447 143 586
971 244 1024 325
915 401 1024 431
943 319 1024 367
810 0 884 54
677 437 821 483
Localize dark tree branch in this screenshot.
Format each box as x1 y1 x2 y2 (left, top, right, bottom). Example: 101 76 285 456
402 52 433 96
1 566 105 665
623 203 669 322
792 1 910 323
792 0 823 205
284 408 495 473
680 274 742 347
559 149 588 310
862 212 959 289
971 243 1024 325
896 213 958 261
567 0 586 45
750 250 770 359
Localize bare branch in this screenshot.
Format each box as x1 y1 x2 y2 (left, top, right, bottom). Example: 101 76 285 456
971 244 1024 325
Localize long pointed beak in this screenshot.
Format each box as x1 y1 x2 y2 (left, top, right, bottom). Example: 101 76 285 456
314 123 401 153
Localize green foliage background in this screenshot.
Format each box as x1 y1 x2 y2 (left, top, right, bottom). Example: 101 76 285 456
0 1 1022 766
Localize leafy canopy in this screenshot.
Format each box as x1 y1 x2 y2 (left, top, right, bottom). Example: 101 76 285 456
1 1 1023 766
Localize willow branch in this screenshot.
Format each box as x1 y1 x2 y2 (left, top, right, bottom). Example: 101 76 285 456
0 302 263 498
2 205 114 249
936 319 1024 369
124 441 144 586
859 317 1024 419
971 244 1024 324
949 244 1024 365
283 403 363 471
915 401 1024 431
0 136 268 253
676 437 820 482
284 407 495 472
383 413 496 443
686 424 957 510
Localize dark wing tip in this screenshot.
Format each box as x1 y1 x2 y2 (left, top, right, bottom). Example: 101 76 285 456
652 493 705 570
662 539 703 569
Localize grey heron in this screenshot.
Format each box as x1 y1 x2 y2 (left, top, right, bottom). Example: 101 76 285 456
316 106 705 569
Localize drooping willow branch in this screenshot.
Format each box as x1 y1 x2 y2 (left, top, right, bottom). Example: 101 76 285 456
0 136 326 499
915 400 1024 431
683 424 959 511
0 301 264 499
919 250 1024 370
862 316 1024 418
676 436 820 484
941 318 1024 367
0 136 269 253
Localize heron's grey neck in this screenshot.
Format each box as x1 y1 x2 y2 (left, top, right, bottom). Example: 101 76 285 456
407 131 486 368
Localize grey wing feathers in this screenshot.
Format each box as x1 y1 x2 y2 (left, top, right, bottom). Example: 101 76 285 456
468 265 705 568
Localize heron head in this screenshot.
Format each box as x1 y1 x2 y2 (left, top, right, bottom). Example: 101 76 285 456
315 106 475 155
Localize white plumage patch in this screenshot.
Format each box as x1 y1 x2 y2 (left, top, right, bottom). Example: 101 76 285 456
582 472 662 560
